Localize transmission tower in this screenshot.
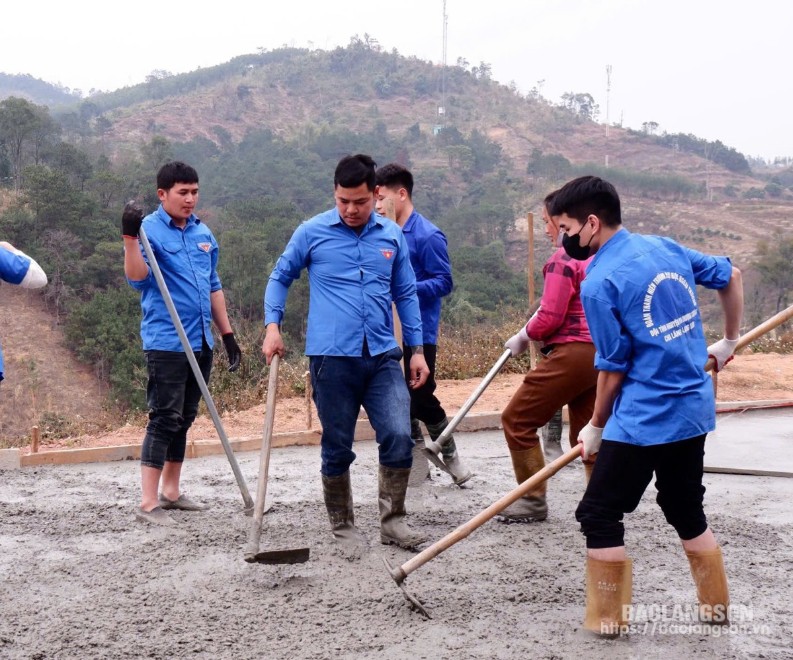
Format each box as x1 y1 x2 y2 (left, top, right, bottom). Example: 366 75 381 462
440 0 448 127
605 64 612 168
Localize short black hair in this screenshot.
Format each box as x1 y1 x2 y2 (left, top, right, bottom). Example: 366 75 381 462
334 154 377 191
157 161 199 191
550 176 621 227
375 163 414 197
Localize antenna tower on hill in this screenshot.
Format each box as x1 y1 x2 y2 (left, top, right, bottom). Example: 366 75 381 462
605 64 612 168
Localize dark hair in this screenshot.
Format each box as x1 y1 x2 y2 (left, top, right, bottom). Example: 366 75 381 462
543 189 559 212
375 163 414 197
334 154 377 191
157 161 199 191
550 176 621 227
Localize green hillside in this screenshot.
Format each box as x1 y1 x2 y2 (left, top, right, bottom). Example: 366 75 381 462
1 40 793 439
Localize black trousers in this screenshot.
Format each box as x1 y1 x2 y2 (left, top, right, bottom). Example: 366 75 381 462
402 343 447 427
575 435 708 549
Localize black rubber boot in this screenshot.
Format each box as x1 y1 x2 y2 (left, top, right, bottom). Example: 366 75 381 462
542 408 564 461
408 418 430 487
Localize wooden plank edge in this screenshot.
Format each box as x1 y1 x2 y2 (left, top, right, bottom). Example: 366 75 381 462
704 465 793 478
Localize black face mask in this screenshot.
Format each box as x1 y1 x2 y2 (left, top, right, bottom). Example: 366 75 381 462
562 225 593 260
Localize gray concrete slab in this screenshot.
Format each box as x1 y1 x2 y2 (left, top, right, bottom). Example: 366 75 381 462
707 407 793 475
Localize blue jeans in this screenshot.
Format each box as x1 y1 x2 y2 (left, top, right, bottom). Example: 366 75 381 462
310 346 412 476
140 344 213 469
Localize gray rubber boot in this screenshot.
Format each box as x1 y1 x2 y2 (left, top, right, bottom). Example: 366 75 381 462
542 408 564 461
322 472 368 546
408 418 431 487
497 444 548 523
379 466 427 550
426 418 473 486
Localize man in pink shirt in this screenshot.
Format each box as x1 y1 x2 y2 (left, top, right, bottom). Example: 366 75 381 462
498 191 598 523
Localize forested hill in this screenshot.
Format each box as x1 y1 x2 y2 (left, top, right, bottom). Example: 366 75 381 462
1 39 793 437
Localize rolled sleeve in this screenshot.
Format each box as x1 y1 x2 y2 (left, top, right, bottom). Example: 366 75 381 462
585 294 632 373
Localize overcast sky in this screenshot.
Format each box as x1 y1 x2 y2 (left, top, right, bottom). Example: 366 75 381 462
2 0 790 160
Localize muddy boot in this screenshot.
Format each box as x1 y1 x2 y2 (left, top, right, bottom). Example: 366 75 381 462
542 408 564 461
584 557 633 637
322 472 367 546
686 546 730 624
379 465 427 550
408 419 431 487
426 418 473 486
497 444 548 523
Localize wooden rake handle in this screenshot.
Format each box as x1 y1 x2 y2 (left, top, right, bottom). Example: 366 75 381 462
388 445 582 584
705 302 793 372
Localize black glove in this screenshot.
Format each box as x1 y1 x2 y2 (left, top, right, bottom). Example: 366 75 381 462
121 200 144 238
222 332 242 372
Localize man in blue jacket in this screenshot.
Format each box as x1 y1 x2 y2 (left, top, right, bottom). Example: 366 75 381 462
263 154 430 551
552 176 743 635
123 161 242 527
375 163 472 486
0 241 47 383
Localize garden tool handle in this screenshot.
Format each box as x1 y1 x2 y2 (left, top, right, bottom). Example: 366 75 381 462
432 349 512 450
138 227 254 511
704 302 793 373
390 444 582 584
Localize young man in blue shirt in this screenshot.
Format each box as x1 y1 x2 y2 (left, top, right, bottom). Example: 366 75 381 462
263 154 430 551
123 161 242 527
0 242 47 384
374 163 472 486
552 176 743 635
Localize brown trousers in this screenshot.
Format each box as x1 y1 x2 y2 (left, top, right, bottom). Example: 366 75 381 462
501 342 598 457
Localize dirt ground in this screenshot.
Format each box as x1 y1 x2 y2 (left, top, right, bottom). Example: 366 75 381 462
29 350 793 453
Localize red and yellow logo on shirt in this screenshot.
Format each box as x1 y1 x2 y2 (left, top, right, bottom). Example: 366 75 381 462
380 249 394 259
197 242 212 253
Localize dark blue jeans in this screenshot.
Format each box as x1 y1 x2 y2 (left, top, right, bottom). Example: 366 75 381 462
140 345 213 469
310 346 412 476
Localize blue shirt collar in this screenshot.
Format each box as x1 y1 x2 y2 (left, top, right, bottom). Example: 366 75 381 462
155 204 200 228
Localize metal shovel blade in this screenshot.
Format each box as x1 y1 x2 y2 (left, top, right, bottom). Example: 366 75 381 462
245 547 310 565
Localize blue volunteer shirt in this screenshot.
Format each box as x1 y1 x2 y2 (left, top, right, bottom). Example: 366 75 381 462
402 210 453 345
126 205 222 352
264 208 423 356
581 229 733 446
0 246 34 380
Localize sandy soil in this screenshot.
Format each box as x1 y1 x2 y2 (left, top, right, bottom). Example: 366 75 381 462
1 425 792 659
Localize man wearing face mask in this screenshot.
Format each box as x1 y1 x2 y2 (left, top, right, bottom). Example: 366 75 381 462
498 190 599 523
551 176 743 636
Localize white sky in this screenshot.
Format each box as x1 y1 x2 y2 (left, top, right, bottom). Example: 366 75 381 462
2 0 790 160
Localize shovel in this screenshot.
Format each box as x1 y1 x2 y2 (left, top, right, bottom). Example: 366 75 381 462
384 444 582 618
244 354 310 564
138 227 254 511
424 348 512 470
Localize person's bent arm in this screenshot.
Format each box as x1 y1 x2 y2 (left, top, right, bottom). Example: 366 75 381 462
591 370 625 428
718 266 743 341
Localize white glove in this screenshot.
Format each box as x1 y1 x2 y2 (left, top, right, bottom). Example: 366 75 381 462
707 336 739 372
504 326 530 357
578 422 604 461
529 306 541 323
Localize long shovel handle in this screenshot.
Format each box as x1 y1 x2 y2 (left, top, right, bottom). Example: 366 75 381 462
432 348 512 448
390 444 582 584
246 354 279 558
138 227 253 510
705 302 793 372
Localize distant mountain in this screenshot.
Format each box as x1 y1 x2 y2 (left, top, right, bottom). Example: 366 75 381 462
0 73 81 107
